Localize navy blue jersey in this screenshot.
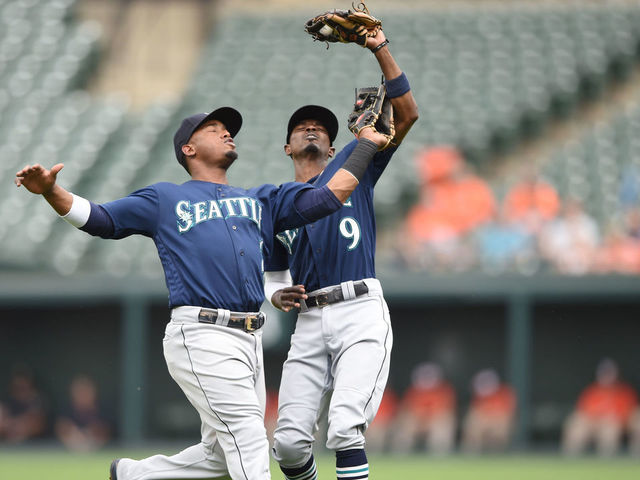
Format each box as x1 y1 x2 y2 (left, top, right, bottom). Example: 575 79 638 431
265 139 396 291
100 180 315 311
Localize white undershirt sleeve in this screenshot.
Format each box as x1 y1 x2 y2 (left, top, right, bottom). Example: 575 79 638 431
263 269 293 309
60 193 91 228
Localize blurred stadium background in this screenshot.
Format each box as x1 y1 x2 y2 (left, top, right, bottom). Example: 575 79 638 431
1 0 640 477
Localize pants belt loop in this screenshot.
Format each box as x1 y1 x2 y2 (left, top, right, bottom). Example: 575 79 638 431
341 280 356 301
217 309 231 326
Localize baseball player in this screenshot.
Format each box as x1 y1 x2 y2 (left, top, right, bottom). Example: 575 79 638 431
14 107 390 480
264 27 418 480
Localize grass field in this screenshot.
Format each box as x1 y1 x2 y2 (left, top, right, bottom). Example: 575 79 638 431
0 449 639 480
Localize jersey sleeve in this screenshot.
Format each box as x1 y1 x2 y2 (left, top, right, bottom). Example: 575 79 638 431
264 237 289 272
253 182 318 233
99 185 159 239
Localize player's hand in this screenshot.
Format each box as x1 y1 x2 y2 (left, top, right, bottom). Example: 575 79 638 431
366 28 387 51
271 285 307 312
15 163 64 195
357 125 390 150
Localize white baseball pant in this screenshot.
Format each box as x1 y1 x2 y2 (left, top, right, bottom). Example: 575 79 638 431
272 278 392 467
116 306 270 480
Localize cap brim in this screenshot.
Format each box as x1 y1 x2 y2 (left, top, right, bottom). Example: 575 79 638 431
287 105 338 144
197 107 243 138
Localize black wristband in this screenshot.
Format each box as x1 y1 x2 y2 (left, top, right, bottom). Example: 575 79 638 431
371 39 389 53
341 138 379 182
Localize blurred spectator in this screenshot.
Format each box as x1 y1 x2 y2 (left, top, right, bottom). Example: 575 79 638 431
562 358 638 456
474 209 538 275
461 369 516 453
625 207 640 240
391 362 456 455
364 387 399 453
0 367 48 443
619 165 640 211
398 146 494 271
55 374 112 451
592 221 640 274
539 198 599 274
264 388 279 448
629 408 640 456
502 170 560 234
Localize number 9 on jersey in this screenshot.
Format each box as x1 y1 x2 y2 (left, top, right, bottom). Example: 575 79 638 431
339 217 361 251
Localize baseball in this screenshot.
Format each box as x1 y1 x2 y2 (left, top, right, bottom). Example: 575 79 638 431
319 25 334 37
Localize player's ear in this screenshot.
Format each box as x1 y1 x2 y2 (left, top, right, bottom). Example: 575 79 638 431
182 143 195 158
284 144 292 157
328 146 336 158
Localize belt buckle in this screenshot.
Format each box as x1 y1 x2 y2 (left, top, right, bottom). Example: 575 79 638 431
244 315 258 332
315 293 330 307
198 309 216 324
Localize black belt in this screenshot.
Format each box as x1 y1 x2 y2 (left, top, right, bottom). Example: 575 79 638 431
304 281 369 309
198 308 265 332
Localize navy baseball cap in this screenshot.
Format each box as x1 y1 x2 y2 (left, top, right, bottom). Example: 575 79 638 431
286 105 338 145
173 107 243 168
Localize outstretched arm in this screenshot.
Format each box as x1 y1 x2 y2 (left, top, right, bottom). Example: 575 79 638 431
16 163 116 236
367 30 419 145
15 163 73 215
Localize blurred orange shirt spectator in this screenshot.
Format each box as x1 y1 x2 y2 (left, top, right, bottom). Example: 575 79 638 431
365 387 399 453
470 384 517 417
562 358 638 456
370 388 398 427
577 381 637 424
503 177 560 224
264 389 279 445
462 369 516 453
406 146 495 243
391 363 457 454
402 380 456 420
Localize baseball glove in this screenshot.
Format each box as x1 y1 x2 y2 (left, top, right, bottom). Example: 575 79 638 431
304 2 382 48
347 82 395 150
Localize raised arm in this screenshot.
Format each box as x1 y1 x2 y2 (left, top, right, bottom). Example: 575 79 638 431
287 128 388 226
325 127 387 203
367 30 419 145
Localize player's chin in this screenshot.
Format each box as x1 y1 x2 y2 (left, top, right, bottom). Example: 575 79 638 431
303 142 320 154
225 149 238 162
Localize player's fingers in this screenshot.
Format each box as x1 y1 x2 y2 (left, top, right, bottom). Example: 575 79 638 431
14 176 24 187
286 285 306 293
15 165 31 176
50 163 64 176
283 297 303 307
282 301 300 310
283 293 306 301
